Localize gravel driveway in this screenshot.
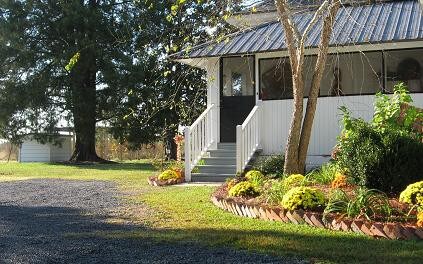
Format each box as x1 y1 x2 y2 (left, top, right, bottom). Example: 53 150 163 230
0 179 305 264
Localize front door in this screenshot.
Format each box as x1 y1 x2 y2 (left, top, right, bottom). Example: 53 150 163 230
220 56 255 142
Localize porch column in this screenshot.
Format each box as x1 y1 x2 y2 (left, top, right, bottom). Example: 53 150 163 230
206 58 220 149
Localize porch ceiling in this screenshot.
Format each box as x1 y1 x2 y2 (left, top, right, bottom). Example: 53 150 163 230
170 0 423 60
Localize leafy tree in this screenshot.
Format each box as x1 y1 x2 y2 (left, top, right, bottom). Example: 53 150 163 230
0 0 241 162
110 0 241 159
0 0 152 161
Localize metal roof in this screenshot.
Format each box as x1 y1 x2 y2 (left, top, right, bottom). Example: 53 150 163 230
172 0 423 59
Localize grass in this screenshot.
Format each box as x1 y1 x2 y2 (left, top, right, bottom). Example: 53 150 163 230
0 161 422 263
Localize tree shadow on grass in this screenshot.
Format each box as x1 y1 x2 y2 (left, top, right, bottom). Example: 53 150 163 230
142 227 422 264
0 205 294 264
49 161 156 172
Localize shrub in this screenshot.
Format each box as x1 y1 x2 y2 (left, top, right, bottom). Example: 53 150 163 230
226 178 240 191
245 170 265 187
283 174 306 188
336 109 423 194
417 211 423 227
399 181 423 208
324 188 392 221
253 154 284 177
261 179 287 204
228 181 259 197
331 172 348 189
308 162 338 184
281 187 326 211
158 169 180 181
372 82 422 140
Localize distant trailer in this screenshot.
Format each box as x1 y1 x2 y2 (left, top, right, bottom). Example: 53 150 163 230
18 135 74 162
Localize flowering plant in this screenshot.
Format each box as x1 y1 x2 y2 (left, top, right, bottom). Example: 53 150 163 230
158 169 180 181
331 172 348 189
281 186 326 210
174 134 184 144
399 181 423 208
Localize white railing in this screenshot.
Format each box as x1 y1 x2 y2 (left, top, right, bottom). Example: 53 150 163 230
184 104 215 181
236 104 262 173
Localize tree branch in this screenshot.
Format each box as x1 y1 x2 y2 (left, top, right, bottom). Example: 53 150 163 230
300 0 330 43
275 0 301 70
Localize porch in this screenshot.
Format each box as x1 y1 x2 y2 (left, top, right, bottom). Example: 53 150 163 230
183 47 423 182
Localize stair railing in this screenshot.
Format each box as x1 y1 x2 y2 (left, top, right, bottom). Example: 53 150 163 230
184 104 215 181
236 104 262 173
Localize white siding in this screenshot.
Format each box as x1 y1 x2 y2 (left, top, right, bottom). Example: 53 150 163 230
19 140 50 162
260 93 423 166
19 136 73 162
50 137 73 162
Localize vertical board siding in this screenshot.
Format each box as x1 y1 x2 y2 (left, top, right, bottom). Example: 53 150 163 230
261 93 423 161
20 136 74 162
50 137 73 162
19 140 51 162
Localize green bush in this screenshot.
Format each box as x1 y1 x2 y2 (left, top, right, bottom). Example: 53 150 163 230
308 162 338 184
228 181 259 197
336 108 423 194
372 82 422 140
281 187 326 211
399 181 423 208
253 154 284 177
158 169 180 181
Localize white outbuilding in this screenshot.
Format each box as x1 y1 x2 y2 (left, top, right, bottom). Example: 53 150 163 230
18 135 74 162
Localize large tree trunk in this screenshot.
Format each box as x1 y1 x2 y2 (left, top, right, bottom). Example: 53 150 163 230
69 48 103 162
297 1 340 171
68 0 106 163
284 69 305 174
275 0 340 174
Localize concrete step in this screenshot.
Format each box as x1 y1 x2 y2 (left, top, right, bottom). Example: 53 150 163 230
196 165 236 174
217 143 236 150
208 149 236 158
202 157 236 165
191 173 234 182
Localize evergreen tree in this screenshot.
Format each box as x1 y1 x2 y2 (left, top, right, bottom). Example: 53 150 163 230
0 0 150 161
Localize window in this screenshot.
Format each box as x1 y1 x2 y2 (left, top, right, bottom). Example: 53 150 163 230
384 49 423 93
259 58 293 100
320 52 383 96
222 56 254 97
259 52 384 100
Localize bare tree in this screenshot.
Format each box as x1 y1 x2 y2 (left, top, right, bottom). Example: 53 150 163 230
275 0 341 174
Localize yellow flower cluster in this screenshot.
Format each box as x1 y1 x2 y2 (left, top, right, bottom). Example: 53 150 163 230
226 178 239 191
245 170 264 181
417 211 423 228
228 181 259 197
331 172 348 189
399 181 423 207
158 169 180 181
283 174 305 188
281 186 326 210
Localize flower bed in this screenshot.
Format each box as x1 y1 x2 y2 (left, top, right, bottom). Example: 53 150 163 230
211 185 423 240
148 175 184 186
148 161 185 187
210 85 423 240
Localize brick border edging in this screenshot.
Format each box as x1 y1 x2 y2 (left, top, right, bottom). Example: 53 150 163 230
211 195 423 240
147 176 184 187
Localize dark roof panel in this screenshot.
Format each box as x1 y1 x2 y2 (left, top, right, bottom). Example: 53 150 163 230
172 0 423 59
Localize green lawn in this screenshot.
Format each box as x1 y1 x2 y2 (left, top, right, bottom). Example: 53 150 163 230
0 161 421 264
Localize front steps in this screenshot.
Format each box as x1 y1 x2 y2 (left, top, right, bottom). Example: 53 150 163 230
191 143 237 182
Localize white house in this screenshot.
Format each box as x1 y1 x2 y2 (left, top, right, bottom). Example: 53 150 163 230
18 135 74 162
172 0 423 182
